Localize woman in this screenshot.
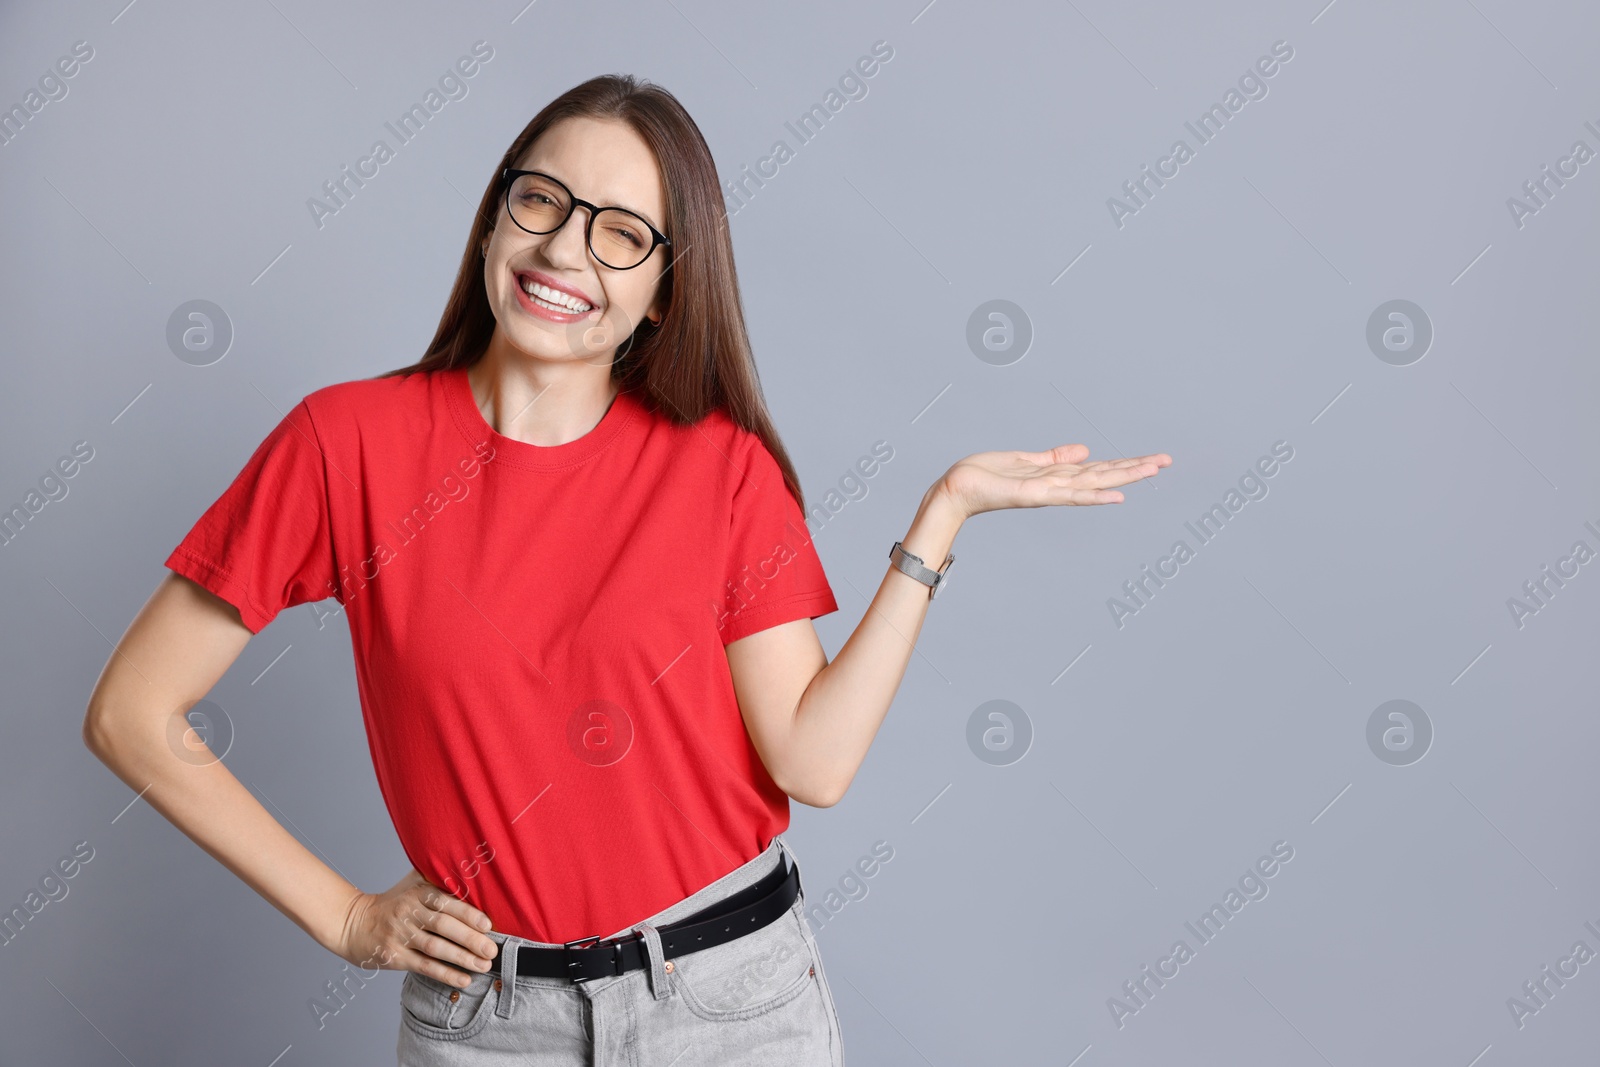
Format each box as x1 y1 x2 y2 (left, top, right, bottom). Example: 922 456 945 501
83 74 1169 1064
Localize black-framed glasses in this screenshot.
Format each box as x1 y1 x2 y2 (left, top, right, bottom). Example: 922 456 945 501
500 168 671 271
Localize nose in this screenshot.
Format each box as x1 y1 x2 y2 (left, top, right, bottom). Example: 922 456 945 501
542 205 593 271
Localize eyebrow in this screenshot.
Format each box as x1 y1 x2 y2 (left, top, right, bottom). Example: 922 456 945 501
536 169 663 234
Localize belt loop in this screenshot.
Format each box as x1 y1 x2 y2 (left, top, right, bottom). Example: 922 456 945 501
635 923 673 1001
777 835 804 900
495 937 519 1018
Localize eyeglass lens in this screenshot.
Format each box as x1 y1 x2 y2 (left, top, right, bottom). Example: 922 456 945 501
507 173 654 269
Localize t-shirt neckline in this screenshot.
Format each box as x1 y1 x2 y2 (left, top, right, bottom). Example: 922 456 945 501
445 364 643 471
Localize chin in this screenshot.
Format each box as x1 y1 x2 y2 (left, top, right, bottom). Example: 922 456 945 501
507 332 579 362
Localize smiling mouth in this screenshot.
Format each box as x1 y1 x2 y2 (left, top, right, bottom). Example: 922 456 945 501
516 272 595 314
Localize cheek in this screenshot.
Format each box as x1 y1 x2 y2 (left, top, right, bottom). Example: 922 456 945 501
487 248 523 305
487 267 509 310
618 273 665 323
601 287 648 332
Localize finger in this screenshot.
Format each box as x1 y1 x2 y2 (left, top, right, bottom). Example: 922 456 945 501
1078 455 1167 473
1059 463 1158 489
1037 456 1151 478
391 945 483 989
1020 477 1125 507
408 926 499 985
1052 486 1125 505
1020 443 1089 466
429 909 500 967
422 884 495 936
405 888 498 963
1059 458 1144 476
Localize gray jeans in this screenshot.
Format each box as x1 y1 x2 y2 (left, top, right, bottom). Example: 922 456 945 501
396 836 844 1065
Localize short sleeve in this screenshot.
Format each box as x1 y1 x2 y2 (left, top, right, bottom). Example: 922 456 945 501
164 399 339 634
718 436 839 646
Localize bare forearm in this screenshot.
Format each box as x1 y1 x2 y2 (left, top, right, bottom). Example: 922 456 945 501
85 709 360 951
788 483 967 803
771 441 1171 805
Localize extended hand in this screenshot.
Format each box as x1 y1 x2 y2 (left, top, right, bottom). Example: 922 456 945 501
940 444 1171 519
332 867 498 989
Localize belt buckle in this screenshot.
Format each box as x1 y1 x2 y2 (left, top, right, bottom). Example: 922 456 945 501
563 933 627 984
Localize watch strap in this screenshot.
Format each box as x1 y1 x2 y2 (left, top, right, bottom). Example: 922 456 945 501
889 541 954 598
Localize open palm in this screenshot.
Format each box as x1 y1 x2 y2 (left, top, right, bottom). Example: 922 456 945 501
941 444 1172 518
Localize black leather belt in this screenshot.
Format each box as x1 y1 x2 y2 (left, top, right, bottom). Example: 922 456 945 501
513 855 799 983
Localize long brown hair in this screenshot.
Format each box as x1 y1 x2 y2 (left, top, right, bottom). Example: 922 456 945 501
377 74 809 514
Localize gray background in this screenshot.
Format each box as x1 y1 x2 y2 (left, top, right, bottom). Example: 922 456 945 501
2 0 1597 1063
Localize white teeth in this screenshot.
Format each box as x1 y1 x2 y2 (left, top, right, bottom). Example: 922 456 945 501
531 294 576 314
521 277 591 312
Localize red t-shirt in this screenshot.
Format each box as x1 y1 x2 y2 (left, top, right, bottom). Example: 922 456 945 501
165 366 838 943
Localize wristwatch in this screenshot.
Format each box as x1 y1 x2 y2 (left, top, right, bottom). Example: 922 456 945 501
889 541 955 599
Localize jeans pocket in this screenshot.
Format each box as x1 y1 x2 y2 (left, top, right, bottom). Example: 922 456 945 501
401 969 499 1041
670 903 817 1022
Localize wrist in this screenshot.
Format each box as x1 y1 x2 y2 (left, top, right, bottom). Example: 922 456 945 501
316 884 366 955
916 480 968 533
897 483 965 577
919 477 963 518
